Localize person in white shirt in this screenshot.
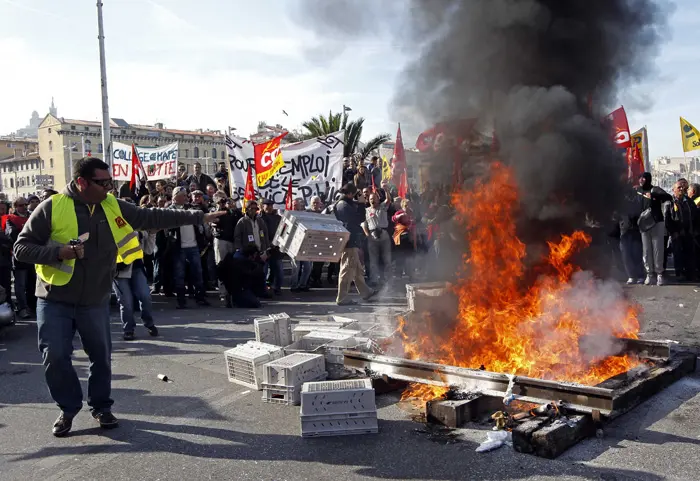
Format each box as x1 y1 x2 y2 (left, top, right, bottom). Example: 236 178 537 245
362 186 392 285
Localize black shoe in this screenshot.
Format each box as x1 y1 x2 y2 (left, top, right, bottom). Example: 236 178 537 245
92 411 119 429
176 301 187 309
52 413 74 437
336 299 358 306
362 289 379 302
290 288 301 293
123 332 135 341
164 292 175 298
146 326 158 337
299 286 311 292
196 298 210 307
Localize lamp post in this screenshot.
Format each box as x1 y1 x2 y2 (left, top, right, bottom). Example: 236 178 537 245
96 1 112 168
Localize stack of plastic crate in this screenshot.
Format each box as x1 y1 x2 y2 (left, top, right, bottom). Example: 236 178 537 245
262 353 326 405
224 341 285 390
299 379 378 437
406 282 449 311
254 313 292 346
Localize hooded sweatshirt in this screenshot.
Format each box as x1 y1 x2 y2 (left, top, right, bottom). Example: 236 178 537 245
14 181 204 306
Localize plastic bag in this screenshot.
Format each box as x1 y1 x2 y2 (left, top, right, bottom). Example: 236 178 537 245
476 431 512 453
503 374 516 406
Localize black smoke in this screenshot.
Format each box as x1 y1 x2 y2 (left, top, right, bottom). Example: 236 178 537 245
298 0 671 273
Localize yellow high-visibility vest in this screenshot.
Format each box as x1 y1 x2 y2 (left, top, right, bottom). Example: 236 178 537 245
35 193 143 286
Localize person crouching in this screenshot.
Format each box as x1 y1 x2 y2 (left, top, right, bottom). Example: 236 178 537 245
217 244 267 308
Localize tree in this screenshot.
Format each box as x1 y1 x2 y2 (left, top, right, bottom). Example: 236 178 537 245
301 110 391 159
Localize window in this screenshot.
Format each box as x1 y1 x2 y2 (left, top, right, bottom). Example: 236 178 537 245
84 127 89 131
48 128 52 134
98 143 103 153
121 130 126 134
221 150 225 160
26 176 30 185
71 125 76 130
204 150 208 158
50 158 54 168
9 178 13 188
48 140 53 151
41 159 45 169
194 147 200 158
132 130 136 135
85 139 92 152
212 148 217 159
200 136 204 140
184 149 189 158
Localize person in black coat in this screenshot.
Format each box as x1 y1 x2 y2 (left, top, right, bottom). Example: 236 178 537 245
217 244 267 308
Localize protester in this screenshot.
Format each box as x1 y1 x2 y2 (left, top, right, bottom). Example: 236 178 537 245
40 189 58 202
168 186 211 308
667 180 698 281
290 198 312 292
616 189 645 284
334 183 377 305
393 198 419 280
215 176 231 197
211 191 241 306
214 161 229 181
6 197 34 318
28 195 40 212
637 172 672 286
689 183 700 206
369 156 383 190
354 164 370 190
14 157 225 437
217 244 268 308
363 187 393 286
261 199 284 294
0 201 13 311
234 200 269 252
206 183 217 201
186 162 215 193
113 231 158 340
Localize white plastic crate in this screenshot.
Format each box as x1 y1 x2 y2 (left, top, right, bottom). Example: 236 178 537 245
224 341 285 390
300 412 379 437
261 372 328 406
292 325 362 342
254 315 292 346
263 353 326 387
283 338 353 367
301 331 358 351
300 379 376 416
406 282 449 311
273 211 349 262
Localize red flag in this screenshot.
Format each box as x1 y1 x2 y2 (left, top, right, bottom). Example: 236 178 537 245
254 132 288 186
285 178 293 210
392 124 406 187
243 164 255 208
607 106 632 148
627 144 644 181
129 143 147 192
398 170 408 199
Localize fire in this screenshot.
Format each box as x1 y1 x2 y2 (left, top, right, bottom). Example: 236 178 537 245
400 163 640 399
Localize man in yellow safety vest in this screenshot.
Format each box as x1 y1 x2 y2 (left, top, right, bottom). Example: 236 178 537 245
14 157 225 437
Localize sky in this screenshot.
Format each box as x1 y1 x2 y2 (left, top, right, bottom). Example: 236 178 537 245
0 0 698 161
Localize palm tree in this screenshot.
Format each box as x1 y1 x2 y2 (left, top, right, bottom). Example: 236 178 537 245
301 110 391 159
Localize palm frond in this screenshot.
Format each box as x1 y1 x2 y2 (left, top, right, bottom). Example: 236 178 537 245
359 133 392 160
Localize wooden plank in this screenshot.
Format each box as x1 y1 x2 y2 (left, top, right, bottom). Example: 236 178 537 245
513 415 595 458
426 395 505 428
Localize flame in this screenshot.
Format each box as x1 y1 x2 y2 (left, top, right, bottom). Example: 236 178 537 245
399 163 640 400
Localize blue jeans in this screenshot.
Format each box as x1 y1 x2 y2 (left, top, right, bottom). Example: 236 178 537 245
173 246 204 300
113 267 155 333
37 298 113 416
264 256 284 290
290 260 312 289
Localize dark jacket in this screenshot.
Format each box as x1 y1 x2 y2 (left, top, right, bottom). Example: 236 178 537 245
212 209 242 242
217 251 265 294
334 197 365 249
165 204 208 251
261 211 282 257
667 195 698 236
637 185 672 224
234 215 270 252
5 214 31 270
14 182 204 306
186 173 216 193
0 225 12 269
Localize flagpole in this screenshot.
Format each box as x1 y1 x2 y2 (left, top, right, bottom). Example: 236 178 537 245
96 1 112 169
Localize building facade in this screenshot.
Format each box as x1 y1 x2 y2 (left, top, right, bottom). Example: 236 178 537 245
0 136 39 162
0 153 44 200
38 115 226 190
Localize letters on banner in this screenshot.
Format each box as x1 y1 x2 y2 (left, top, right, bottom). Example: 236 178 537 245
111 142 178 181
607 106 632 149
254 132 288 186
225 131 344 209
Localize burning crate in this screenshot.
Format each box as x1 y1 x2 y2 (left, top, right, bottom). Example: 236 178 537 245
272 211 349 262
300 379 379 437
291 321 360 342
262 353 326 405
224 341 285 390
405 282 458 317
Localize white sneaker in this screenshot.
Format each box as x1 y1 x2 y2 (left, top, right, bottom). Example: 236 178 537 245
626 278 635 285
657 275 665 286
644 275 653 285
636 278 646 284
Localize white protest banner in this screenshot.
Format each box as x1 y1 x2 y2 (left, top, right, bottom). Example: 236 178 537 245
111 142 179 181
225 131 344 209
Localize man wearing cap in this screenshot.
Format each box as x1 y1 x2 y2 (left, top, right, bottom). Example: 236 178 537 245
14 158 225 437
211 191 242 306
168 186 212 308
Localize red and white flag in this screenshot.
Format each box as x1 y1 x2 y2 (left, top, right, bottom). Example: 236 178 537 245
607 106 632 149
243 163 255 208
129 143 147 193
392 124 409 198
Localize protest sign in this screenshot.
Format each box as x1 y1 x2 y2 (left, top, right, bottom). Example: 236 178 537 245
111 142 179 181
225 131 344 209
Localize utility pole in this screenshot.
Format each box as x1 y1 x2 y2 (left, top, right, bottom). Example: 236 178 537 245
96 1 111 169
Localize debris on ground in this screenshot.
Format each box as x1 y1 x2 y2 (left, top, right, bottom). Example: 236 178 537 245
476 430 512 453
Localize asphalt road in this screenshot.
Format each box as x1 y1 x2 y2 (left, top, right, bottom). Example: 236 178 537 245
0 283 698 481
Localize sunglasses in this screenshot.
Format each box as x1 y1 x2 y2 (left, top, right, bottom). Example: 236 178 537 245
90 178 114 189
